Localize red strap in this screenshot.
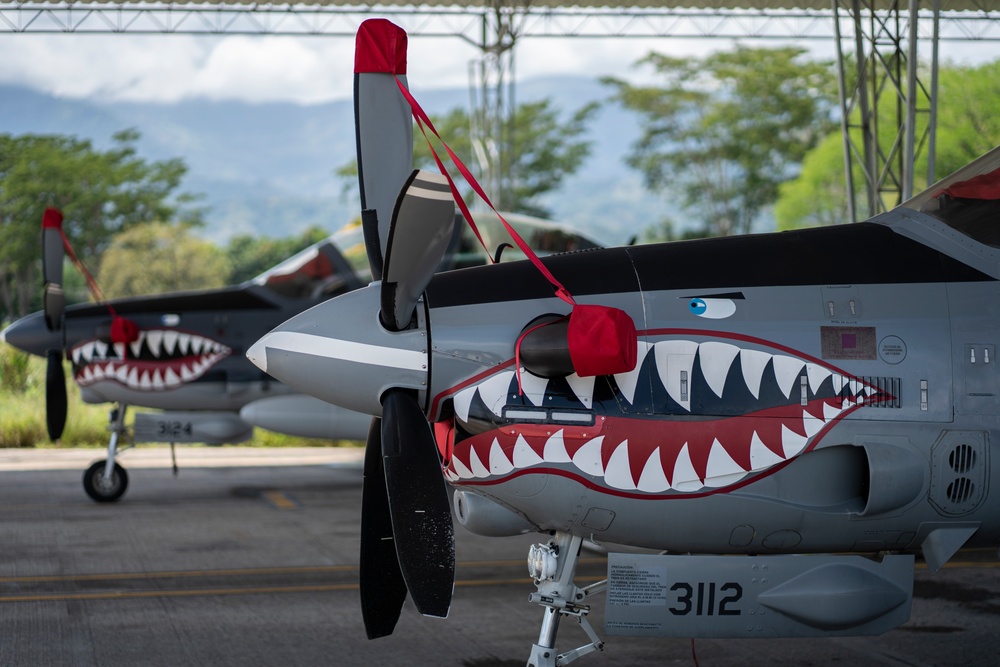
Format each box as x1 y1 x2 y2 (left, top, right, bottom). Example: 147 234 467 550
41 208 140 347
394 77 577 308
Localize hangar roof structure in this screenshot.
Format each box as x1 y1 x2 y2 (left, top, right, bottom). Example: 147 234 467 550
2 0 998 222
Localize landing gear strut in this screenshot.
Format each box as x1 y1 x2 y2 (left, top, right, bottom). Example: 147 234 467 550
526 533 606 667
82 403 130 502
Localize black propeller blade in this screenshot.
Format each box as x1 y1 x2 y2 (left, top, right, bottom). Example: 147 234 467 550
380 388 455 618
45 349 67 441
42 208 68 440
360 417 408 639
42 207 66 332
353 19 455 636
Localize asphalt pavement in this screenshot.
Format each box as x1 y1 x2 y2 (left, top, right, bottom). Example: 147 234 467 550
0 446 998 667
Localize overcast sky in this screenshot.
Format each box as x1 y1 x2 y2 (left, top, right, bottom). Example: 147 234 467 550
0 23 993 105
0 32 841 105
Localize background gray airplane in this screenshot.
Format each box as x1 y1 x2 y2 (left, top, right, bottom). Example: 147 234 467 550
2 204 600 502
249 19 1000 667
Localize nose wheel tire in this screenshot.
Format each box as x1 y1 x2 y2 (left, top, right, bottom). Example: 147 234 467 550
83 460 129 502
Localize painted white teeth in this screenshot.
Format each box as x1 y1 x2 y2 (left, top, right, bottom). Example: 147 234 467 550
749 430 784 471
94 340 108 358
566 374 595 408
572 436 605 476
705 438 745 479
448 339 865 492
806 363 832 394
615 342 652 405
130 333 145 358
488 438 514 475
637 447 670 492
468 446 490 478
512 434 543 468
655 340 698 411
543 430 571 462
453 386 475 423
781 424 808 458
671 443 702 492
604 441 636 490
452 455 474 480
164 368 181 387
802 410 825 437
772 355 805 399
163 330 178 355
178 333 190 355
518 370 549 407
699 342 740 399
740 349 771 399
478 370 515 418
113 342 126 359
146 330 163 357
190 336 203 355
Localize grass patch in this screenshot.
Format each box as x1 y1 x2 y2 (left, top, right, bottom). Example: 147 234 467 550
0 344 359 449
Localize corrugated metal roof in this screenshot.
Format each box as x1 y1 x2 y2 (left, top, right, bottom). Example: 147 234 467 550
15 1 1000 12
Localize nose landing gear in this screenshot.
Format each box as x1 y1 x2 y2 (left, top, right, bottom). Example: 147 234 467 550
526 533 607 667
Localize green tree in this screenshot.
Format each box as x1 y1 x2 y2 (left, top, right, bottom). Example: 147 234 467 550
929 59 1000 179
603 46 837 237
337 98 597 219
226 225 330 284
0 130 201 319
97 222 229 298
775 58 1000 229
774 134 854 230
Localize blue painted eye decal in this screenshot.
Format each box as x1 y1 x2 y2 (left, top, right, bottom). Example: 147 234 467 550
688 298 736 319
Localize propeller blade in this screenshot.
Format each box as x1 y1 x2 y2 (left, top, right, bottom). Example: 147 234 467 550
380 170 456 331
380 388 455 618
360 417 408 639
354 18 413 274
42 208 66 331
45 349 67 441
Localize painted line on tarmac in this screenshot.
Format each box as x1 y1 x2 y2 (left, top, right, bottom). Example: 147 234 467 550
0 558 607 586
261 489 300 510
0 576 607 604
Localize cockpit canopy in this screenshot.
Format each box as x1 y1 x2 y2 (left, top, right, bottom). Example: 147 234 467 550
251 212 605 299
902 147 1000 248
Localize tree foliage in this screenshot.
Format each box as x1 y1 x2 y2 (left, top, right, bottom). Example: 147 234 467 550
775 58 1000 229
603 46 837 238
0 130 201 320
97 222 229 298
337 98 597 219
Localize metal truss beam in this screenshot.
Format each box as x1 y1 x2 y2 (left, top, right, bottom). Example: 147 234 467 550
0 3 997 42
834 0 946 220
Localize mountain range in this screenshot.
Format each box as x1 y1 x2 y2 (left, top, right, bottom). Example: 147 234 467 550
0 77 667 247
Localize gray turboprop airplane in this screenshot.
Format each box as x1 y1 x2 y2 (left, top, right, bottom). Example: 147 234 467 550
248 18 1000 667
2 203 599 502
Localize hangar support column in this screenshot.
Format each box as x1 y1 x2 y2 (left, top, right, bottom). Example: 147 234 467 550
834 0 940 220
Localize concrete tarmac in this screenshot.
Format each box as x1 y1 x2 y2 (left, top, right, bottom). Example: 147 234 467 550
0 446 998 667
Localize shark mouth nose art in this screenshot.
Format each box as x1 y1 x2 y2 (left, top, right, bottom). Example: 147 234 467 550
443 334 893 497
70 329 232 391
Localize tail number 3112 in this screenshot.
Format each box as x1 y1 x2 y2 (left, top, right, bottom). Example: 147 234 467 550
669 582 743 616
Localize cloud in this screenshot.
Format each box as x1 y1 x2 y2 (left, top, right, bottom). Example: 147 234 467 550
0 30 989 106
